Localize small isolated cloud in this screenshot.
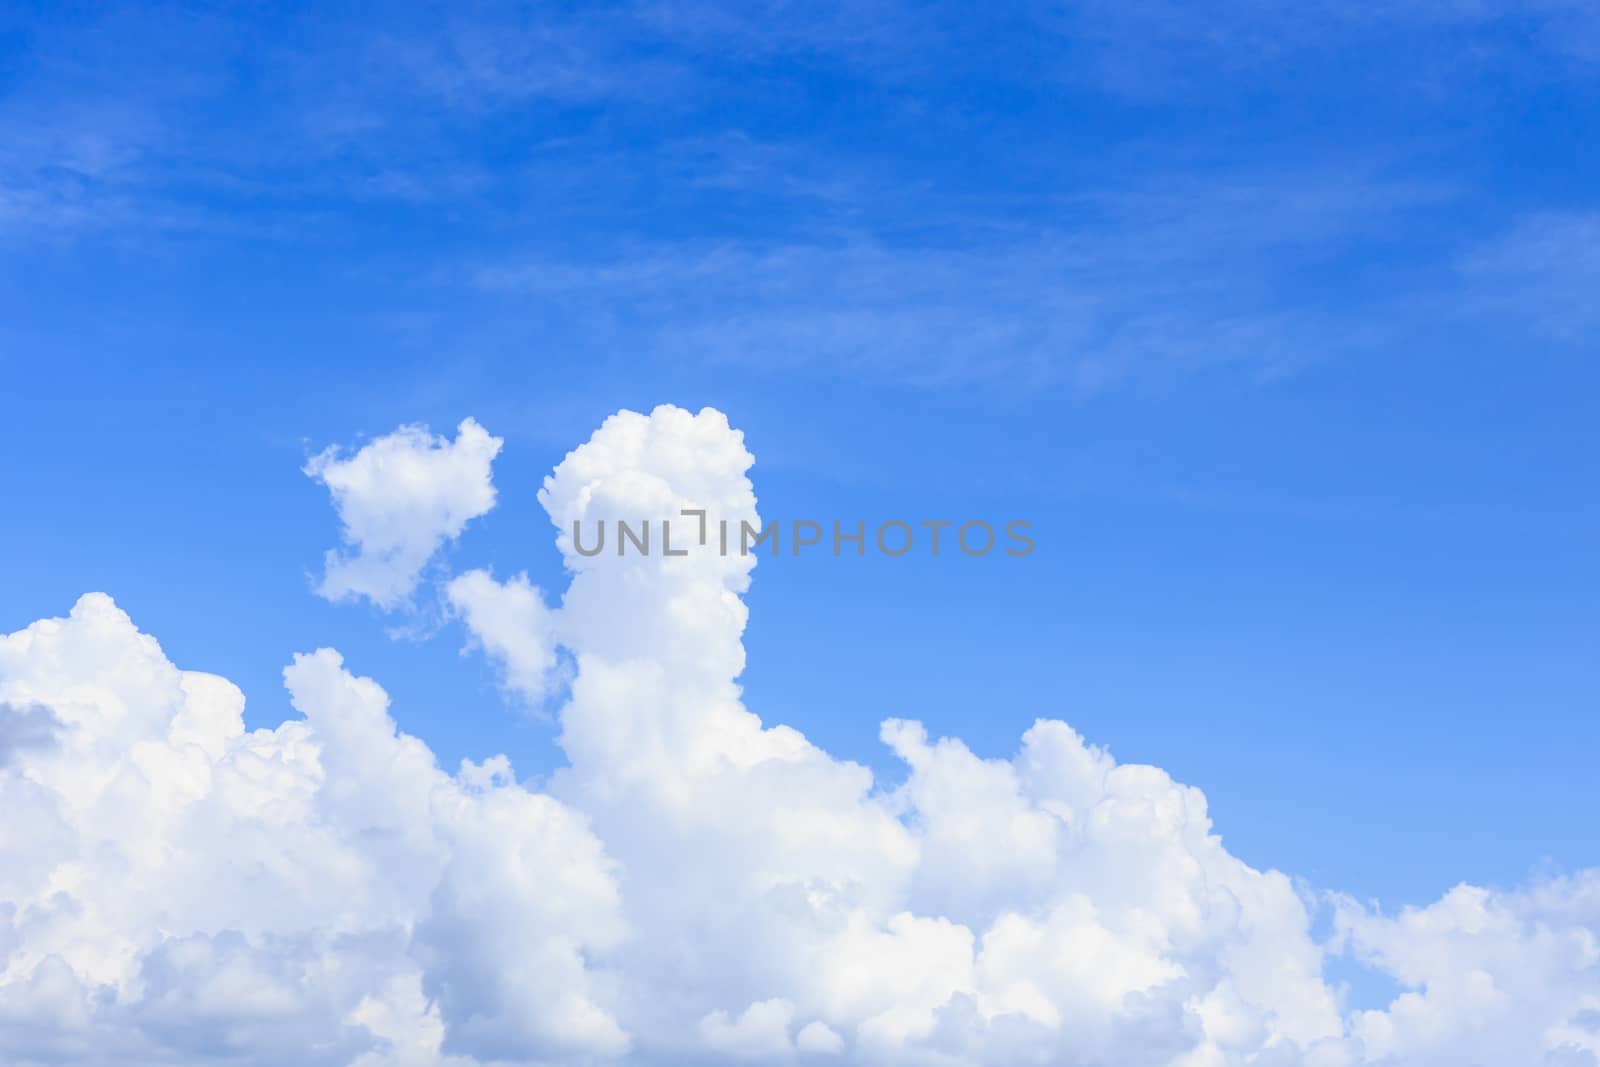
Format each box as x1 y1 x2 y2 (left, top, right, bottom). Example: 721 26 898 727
306 418 503 609
445 569 562 703
2 405 1598 1066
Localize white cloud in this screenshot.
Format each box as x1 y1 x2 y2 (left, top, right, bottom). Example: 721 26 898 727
3 404 1598 1066
796 1019 845 1055
444 570 561 703
1333 878 1600 1066
700 999 800 1059
0 596 623 1067
306 418 503 609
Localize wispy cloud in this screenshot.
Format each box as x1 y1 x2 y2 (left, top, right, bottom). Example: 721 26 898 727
1051 0 1600 98
2 0 1593 397
1459 211 1600 342
471 168 1447 389
1 0 1589 241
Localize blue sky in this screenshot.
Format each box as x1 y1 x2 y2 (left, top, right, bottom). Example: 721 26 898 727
3 0 1597 924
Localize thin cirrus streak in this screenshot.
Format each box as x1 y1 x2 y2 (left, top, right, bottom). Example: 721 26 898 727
0 404 1597 1067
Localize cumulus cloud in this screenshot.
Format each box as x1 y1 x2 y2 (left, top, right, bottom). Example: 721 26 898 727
0 702 59 766
0 594 624 1067
2 404 1598 1066
444 570 561 703
1333 877 1600 1066
306 418 503 609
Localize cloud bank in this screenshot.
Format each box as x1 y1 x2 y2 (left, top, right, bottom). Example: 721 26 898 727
2 405 1597 1066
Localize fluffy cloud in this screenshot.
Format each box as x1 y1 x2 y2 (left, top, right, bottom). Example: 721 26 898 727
0 598 622 1067
2 404 1597 1066
444 570 561 703
0 702 58 767
1334 877 1600 1066
306 418 503 608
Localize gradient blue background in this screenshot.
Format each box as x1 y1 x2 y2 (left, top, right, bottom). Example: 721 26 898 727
2 2 1596 917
